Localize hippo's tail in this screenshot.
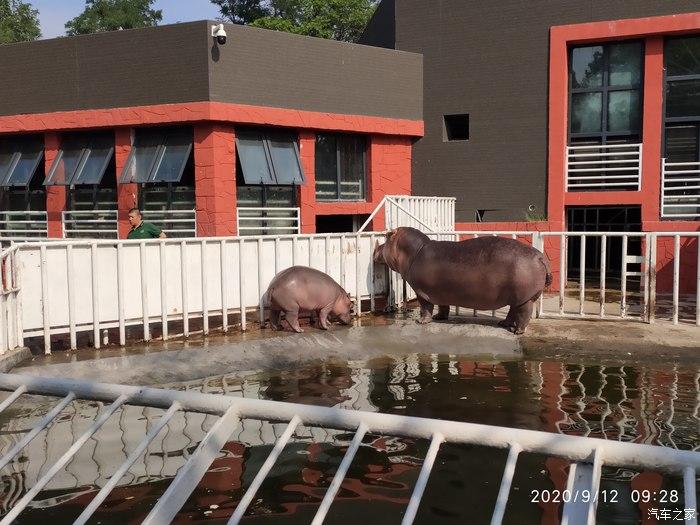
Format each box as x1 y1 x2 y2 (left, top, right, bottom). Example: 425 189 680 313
541 254 553 289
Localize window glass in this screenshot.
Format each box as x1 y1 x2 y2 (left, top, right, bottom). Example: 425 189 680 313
236 132 275 185
666 79 700 119
607 90 640 132
609 42 642 86
153 130 192 182
339 135 366 200
46 136 85 185
315 134 339 200
1 137 44 186
571 92 603 133
72 134 114 185
571 46 604 88
127 131 162 183
236 185 264 207
666 36 700 77
665 125 699 162
444 114 469 141
265 185 296 207
267 133 304 184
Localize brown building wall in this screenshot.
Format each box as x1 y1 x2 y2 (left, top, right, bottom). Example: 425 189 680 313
363 1 700 222
0 20 422 123
0 22 210 117
207 22 421 121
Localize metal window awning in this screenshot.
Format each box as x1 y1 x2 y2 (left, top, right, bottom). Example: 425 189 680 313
237 130 304 185
0 136 44 187
45 133 114 187
119 128 193 184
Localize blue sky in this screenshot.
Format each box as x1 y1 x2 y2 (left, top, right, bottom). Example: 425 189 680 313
30 0 222 39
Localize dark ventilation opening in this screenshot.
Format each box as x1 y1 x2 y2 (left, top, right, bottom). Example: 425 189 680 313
443 114 469 141
316 214 370 233
566 206 642 289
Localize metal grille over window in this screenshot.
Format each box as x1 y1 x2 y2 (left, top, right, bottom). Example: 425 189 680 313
663 36 700 219
315 133 367 201
567 42 643 192
120 128 193 184
46 133 115 186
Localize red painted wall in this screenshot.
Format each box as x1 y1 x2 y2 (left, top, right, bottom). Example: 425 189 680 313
194 124 237 237
115 127 137 239
44 132 64 238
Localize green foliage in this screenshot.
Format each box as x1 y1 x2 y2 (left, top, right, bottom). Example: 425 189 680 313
0 0 40 44
212 0 377 42
525 210 547 222
65 0 162 36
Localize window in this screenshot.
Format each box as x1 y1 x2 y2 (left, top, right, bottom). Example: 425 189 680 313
45 132 114 186
0 135 44 187
120 127 193 183
443 114 469 141
236 130 304 185
568 42 643 142
664 36 700 162
315 133 366 201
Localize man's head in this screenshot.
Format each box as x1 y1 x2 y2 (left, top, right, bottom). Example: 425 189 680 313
128 208 142 228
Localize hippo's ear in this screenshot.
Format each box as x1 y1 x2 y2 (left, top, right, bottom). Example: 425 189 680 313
386 229 395 239
346 292 352 299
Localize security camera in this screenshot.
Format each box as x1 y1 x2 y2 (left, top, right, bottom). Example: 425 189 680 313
211 23 227 45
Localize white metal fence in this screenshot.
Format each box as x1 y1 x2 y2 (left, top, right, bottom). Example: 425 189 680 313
0 373 696 525
0 211 47 238
0 230 697 355
236 207 301 235
61 210 118 239
566 143 642 191
662 159 700 219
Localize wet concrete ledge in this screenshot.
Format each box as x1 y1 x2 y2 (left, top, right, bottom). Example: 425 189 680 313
15 321 520 386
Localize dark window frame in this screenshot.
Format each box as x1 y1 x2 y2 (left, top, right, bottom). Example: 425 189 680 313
443 114 470 142
45 133 115 187
315 133 368 202
0 136 44 188
119 127 193 184
663 35 700 163
567 41 644 144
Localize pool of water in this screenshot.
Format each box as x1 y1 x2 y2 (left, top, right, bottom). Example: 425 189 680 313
1 354 698 524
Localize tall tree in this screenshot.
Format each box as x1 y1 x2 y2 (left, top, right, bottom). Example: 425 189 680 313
0 0 41 44
65 0 162 36
211 0 377 42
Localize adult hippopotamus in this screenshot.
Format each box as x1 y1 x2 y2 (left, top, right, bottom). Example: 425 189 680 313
263 266 353 333
373 227 552 334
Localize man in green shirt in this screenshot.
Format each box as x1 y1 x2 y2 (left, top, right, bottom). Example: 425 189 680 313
127 208 166 239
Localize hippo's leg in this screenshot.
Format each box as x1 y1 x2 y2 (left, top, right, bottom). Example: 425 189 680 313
318 305 333 330
509 301 534 335
285 307 304 333
498 308 516 329
417 297 434 324
269 309 282 331
433 305 450 321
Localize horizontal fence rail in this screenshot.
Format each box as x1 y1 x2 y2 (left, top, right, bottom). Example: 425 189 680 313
141 209 197 238
566 143 642 192
0 211 48 238
62 210 118 239
662 159 700 219
236 207 301 236
0 229 697 354
0 373 696 524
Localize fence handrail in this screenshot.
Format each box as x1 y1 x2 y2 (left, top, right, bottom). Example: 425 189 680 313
566 143 642 151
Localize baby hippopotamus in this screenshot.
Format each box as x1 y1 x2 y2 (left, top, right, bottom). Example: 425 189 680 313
263 266 353 333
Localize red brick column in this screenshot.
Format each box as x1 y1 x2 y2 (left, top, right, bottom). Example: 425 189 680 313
298 132 316 234
194 123 237 237
369 135 412 231
44 132 65 238
115 127 137 238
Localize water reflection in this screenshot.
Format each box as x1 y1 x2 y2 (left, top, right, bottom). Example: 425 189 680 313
0 356 697 524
